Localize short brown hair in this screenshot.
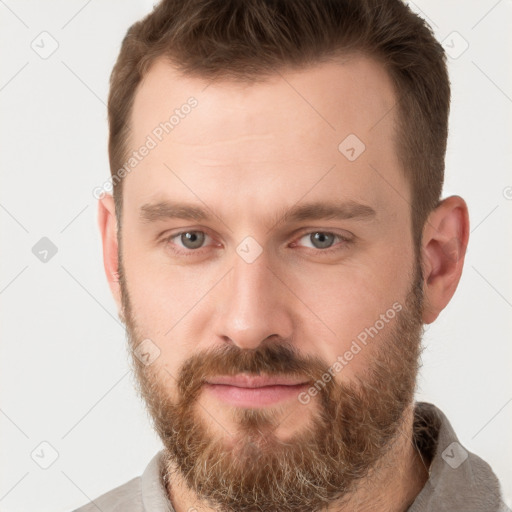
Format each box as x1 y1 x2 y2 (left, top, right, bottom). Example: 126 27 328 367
108 0 449 249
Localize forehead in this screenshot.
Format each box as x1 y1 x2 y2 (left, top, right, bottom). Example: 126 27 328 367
123 55 408 226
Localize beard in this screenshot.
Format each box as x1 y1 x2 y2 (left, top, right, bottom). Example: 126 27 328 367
119 260 425 512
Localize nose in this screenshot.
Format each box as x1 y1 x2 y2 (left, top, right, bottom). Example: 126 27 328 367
212 249 294 350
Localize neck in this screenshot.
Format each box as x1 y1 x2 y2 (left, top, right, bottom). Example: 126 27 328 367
165 403 430 512
335 403 430 512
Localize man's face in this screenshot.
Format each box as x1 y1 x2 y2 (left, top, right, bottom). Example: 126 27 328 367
118 56 424 511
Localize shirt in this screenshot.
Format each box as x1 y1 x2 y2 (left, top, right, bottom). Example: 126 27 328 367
72 402 510 512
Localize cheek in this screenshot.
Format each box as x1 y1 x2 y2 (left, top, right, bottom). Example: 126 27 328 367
289 245 413 371
123 239 201 327
122 249 207 377
296 259 408 323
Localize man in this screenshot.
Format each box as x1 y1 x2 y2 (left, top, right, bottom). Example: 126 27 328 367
76 0 507 510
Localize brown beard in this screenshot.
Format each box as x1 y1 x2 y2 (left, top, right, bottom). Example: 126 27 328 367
120 261 425 512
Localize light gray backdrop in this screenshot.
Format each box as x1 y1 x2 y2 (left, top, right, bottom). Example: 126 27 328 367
1 1 511 511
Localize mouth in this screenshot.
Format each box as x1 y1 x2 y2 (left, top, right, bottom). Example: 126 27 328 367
203 374 310 407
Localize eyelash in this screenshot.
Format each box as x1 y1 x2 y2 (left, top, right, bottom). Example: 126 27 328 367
162 229 352 257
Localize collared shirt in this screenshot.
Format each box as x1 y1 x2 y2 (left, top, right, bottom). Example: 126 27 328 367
72 402 510 512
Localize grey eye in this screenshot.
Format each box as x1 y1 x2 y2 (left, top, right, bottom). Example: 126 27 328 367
308 232 336 249
179 231 206 249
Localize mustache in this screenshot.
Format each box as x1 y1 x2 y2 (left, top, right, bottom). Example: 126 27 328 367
175 341 332 403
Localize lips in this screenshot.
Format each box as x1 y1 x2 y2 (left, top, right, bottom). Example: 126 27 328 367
203 374 311 407
205 374 310 388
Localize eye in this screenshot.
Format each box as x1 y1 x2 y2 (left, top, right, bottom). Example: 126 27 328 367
293 231 351 253
166 230 212 254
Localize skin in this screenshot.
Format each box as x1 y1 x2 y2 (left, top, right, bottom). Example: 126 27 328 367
98 55 469 511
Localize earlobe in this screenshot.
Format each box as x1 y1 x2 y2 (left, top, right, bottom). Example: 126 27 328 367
420 195 470 324
97 194 123 320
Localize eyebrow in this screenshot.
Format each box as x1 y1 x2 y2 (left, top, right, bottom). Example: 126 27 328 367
139 199 377 228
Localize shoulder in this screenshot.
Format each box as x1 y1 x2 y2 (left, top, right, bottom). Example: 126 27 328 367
410 401 509 511
70 450 170 512
72 475 143 512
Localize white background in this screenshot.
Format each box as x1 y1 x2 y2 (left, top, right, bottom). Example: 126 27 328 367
0 1 511 511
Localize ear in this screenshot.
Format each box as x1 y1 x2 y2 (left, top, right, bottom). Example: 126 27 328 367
420 195 470 324
97 193 123 322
